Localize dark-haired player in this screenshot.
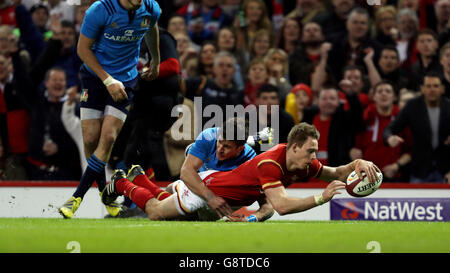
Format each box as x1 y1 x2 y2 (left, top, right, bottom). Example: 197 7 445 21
59 0 161 218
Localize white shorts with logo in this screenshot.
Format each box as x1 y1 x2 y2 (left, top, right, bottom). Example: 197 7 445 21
172 170 218 215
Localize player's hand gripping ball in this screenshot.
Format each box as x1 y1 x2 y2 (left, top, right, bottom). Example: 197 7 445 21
346 170 383 197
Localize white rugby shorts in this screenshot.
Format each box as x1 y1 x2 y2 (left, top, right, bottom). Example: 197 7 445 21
173 170 218 215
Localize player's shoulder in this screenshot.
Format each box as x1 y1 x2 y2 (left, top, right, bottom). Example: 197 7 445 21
255 144 286 171
143 0 161 14
308 158 323 178
243 144 257 157
89 0 117 16
195 128 218 145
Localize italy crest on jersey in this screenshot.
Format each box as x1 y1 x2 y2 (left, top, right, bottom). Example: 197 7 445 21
141 16 151 28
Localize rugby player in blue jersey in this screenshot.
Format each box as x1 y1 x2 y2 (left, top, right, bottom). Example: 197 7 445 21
59 0 161 218
175 117 259 218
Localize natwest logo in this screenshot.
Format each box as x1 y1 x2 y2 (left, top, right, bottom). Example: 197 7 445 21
330 198 450 222
365 201 443 221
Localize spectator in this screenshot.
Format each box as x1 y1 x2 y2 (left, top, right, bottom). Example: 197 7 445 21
167 14 188 36
304 84 363 167
383 72 450 183
433 0 450 34
264 48 289 80
396 8 419 68
30 4 51 39
177 0 230 45
0 25 15 57
21 67 82 180
327 7 383 82
45 0 75 23
247 28 273 61
235 0 273 51
216 27 245 91
312 0 356 42
183 51 244 127
0 0 17 27
255 83 294 150
350 81 412 182
0 50 30 180
377 46 409 94
289 21 326 86
61 87 87 172
373 5 398 46
310 42 335 97
51 20 82 89
244 58 268 106
398 88 418 109
339 65 371 109
277 17 301 55
397 0 419 11
74 1 89 35
14 3 46 66
285 0 326 26
174 31 198 78
409 29 442 90
285 83 313 124
197 41 217 78
267 58 292 106
440 42 450 98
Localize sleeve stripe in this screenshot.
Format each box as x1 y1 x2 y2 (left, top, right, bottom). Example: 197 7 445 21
314 163 323 178
104 0 116 13
262 181 283 189
100 1 112 16
257 159 284 175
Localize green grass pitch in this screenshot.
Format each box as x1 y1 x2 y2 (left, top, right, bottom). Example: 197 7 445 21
1 218 449 253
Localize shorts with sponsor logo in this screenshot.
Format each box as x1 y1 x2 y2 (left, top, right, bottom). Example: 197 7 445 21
79 65 137 121
173 170 218 215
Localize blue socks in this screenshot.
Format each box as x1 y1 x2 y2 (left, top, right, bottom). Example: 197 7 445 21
73 155 107 199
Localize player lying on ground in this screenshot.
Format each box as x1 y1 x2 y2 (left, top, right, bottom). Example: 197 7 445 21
101 123 381 220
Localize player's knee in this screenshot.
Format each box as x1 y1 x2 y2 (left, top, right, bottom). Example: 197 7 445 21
146 209 164 221
101 131 119 149
145 201 163 220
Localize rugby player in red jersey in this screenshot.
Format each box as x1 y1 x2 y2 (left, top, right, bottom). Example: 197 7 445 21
101 122 381 221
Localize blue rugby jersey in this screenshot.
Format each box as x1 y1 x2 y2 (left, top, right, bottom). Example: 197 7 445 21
188 127 257 172
80 0 160 82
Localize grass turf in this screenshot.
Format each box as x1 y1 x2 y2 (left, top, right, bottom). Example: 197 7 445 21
0 218 449 253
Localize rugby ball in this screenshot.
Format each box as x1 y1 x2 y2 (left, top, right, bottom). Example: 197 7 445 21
346 170 383 197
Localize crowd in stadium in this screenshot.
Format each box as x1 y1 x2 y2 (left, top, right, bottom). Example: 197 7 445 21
0 0 449 183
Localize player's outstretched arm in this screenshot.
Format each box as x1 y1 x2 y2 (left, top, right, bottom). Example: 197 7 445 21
319 159 381 184
264 182 345 215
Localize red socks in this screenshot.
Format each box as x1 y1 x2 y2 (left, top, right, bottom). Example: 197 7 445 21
116 178 154 211
132 174 171 201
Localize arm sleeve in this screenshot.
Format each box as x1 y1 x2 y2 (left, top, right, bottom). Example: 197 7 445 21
257 161 284 190
308 158 323 179
80 2 107 39
147 0 161 28
187 129 215 162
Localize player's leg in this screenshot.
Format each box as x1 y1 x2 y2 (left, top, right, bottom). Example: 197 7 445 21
72 117 103 198
102 170 181 220
127 165 171 201
59 111 103 219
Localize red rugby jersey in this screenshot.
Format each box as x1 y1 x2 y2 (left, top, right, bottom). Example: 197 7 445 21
203 144 323 206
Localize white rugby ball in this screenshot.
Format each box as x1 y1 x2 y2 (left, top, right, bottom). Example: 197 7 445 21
346 170 383 197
